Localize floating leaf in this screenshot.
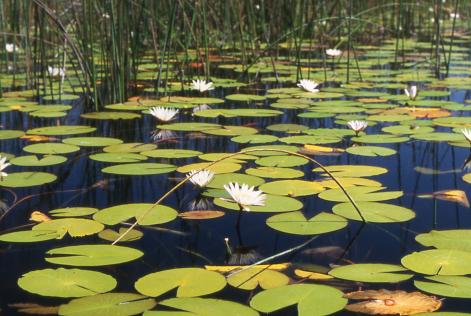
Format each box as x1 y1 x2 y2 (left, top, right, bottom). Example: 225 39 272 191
346 146 396 157
245 166 304 179
26 125 96 136
215 194 303 213
329 264 413 283
250 284 347 316
89 153 148 163
93 203 177 226
45 244 143 266
431 190 470 207
0 230 59 243
416 230 471 252
0 172 57 187
294 269 333 280
401 249 471 275
351 134 409 144
414 275 471 298
0 129 24 140
157 122 221 132
266 212 347 235
135 268 226 297
177 162 241 174
231 134 278 144
32 218 104 239
63 137 123 147
23 143 80 155
207 173 265 189
259 180 324 196
10 155 67 167
227 267 289 290
103 143 157 153
345 290 441 315
146 298 259 316
332 201 415 223
49 207 98 217
320 187 403 203
141 149 202 159
98 228 143 242
58 293 156 316
81 111 141 120
18 268 116 298
102 163 176 175
313 165 387 177
255 155 309 168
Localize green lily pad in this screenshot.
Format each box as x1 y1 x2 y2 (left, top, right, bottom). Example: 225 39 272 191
259 180 324 197
103 143 157 153
382 125 434 135
416 230 471 252
231 134 278 144
135 268 226 297
227 267 289 290
89 153 148 163
320 187 403 202
99 228 143 242
26 125 96 136
412 132 464 142
0 230 60 243
102 163 176 175
18 268 117 298
0 130 24 140
246 167 304 179
214 194 303 213
58 293 156 316
346 146 396 157
158 122 221 132
141 149 202 159
93 203 177 226
177 162 241 174
225 94 266 101
313 165 388 178
255 155 309 167
242 145 299 156
329 264 413 283
267 124 309 133
146 298 259 316
401 249 471 275
279 135 342 145
332 201 415 222
81 111 141 120
267 212 347 235
203 126 258 136
414 275 471 298
33 218 104 239
351 134 409 143
0 172 57 187
49 207 98 217
45 244 144 266
10 155 67 166
23 143 80 155
250 284 347 316
207 173 265 189
63 137 123 147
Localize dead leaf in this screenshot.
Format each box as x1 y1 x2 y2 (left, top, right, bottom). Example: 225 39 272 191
178 210 225 220
300 144 345 156
294 269 333 280
345 290 442 315
205 263 290 273
432 189 470 207
357 98 388 103
20 135 57 142
29 211 51 223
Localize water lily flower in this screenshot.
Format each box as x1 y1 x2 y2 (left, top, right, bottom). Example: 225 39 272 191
462 129 471 143
5 43 18 53
47 66 65 78
149 107 179 122
186 169 215 188
297 79 320 93
223 182 266 211
404 85 418 101
326 48 342 57
0 156 11 178
191 79 214 92
347 120 368 136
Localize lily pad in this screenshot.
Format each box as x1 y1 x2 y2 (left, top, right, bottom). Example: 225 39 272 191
250 284 347 316
93 203 177 226
320 187 403 202
332 201 415 222
207 173 265 189
227 267 290 290
90 153 148 163
23 143 80 155
10 155 67 167
135 268 226 297
255 155 309 168
0 130 24 140
313 165 388 177
26 125 96 136
329 264 413 283
45 244 144 266
266 212 348 235
146 298 259 316
33 218 104 239
0 230 60 243
81 111 141 120
346 146 396 157
102 163 176 175
414 275 471 298
0 172 57 187
103 143 157 153
246 167 304 179
49 207 98 217
215 194 303 213
141 149 202 159
63 137 123 147
259 180 324 197
18 268 117 297
401 249 471 275
416 230 471 252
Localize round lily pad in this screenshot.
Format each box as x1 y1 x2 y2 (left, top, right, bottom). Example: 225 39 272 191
255 155 309 168
149 298 259 316
328 264 413 283
0 130 24 140
45 244 144 266
351 134 409 143
346 146 396 157
33 218 104 238
49 207 98 217
63 137 123 147
414 275 471 298
93 203 177 226
266 212 347 235
313 165 388 177
416 230 471 252
89 153 148 163
18 268 117 297
102 163 176 175
259 180 324 197
320 187 403 203
231 134 279 144
207 173 265 189
103 143 157 153
332 201 415 222
141 149 202 159
215 194 303 213
177 162 241 174
26 125 96 136
81 111 141 120
401 249 471 275
0 230 59 243
23 143 80 155
0 172 57 187
10 155 67 167
246 167 304 179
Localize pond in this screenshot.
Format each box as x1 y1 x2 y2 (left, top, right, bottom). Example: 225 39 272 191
2 1 471 315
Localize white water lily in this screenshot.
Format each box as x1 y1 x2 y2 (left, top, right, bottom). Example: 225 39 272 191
149 107 179 122
186 169 215 188
5 43 18 53
404 85 418 101
297 79 320 93
347 120 368 135
223 182 266 211
191 79 214 92
0 156 11 178
462 129 471 143
326 48 342 57
47 66 65 78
